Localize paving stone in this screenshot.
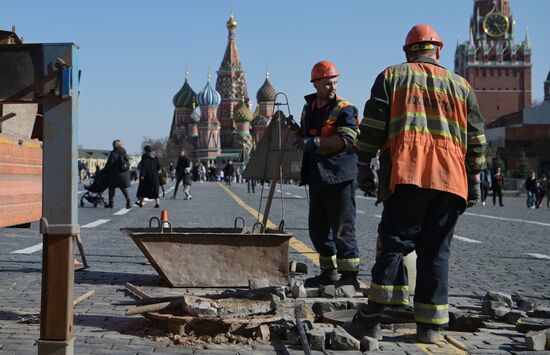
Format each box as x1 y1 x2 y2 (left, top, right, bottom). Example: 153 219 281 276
311 300 348 318
449 311 488 331
306 329 326 351
484 291 513 307
359 335 379 351
329 325 359 351
290 282 307 299
507 310 527 324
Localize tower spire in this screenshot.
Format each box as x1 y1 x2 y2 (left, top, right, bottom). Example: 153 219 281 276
524 28 531 49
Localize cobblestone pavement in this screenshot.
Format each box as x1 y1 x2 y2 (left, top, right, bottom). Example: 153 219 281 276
1 181 549 354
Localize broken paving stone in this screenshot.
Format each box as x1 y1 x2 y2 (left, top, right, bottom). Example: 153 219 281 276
525 329 550 351
507 310 527 324
360 335 380 351
291 282 307 299
182 294 273 318
319 285 337 298
305 288 319 298
449 311 488 332
531 304 550 319
286 328 300 345
248 278 270 289
312 301 349 318
294 303 316 323
335 285 356 298
330 325 360 351
484 291 513 307
481 300 510 319
516 317 550 333
307 329 326 351
253 324 270 341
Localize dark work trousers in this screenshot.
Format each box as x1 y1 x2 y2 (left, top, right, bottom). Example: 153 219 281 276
308 171 359 276
371 185 463 325
492 188 503 206
173 175 184 197
108 187 130 205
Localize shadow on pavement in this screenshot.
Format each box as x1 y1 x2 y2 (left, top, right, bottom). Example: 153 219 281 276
75 270 164 287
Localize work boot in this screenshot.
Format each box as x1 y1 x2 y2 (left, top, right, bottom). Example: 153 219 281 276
335 273 360 290
416 323 443 344
304 269 339 287
347 303 383 340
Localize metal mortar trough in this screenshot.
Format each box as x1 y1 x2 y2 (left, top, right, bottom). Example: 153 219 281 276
121 227 292 288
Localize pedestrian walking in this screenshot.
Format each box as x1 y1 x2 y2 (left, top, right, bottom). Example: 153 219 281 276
159 168 168 198
492 167 505 206
103 139 132 209
246 179 256 193
136 145 161 208
541 173 549 208
352 24 487 343
292 60 361 289
182 167 193 200
524 171 537 209
172 149 190 199
168 163 175 181
223 161 234 186
480 167 492 206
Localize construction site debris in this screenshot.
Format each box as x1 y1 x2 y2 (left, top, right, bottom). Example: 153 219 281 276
507 310 527 324
448 311 488 332
360 335 380 351
481 300 510 319
248 278 270 289
516 317 550 333
331 325 360 350
73 290 95 306
484 291 514 307
207 286 286 300
294 303 315 323
290 282 307 298
182 294 275 318
525 329 550 351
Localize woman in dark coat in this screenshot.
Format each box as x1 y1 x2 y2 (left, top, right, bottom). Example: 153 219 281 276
136 145 161 208
103 139 131 209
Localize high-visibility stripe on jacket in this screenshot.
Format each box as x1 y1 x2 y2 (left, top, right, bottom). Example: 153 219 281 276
354 57 487 203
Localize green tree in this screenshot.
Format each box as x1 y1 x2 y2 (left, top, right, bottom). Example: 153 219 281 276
512 151 531 178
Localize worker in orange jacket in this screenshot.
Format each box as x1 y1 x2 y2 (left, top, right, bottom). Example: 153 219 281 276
351 24 487 343
294 61 361 289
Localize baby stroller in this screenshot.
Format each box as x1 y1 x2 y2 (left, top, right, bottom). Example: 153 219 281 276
80 170 108 207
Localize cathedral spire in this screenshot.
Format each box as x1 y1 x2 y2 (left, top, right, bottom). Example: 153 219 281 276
220 12 242 71
524 28 530 49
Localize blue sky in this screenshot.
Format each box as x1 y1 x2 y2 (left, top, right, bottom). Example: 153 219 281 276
2 0 548 154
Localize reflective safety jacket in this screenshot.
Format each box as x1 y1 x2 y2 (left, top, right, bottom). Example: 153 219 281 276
300 94 360 186
354 57 487 203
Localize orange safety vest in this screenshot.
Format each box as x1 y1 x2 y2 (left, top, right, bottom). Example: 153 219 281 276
302 97 358 138
382 61 471 201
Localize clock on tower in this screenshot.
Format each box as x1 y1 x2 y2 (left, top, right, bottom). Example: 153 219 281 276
455 0 531 125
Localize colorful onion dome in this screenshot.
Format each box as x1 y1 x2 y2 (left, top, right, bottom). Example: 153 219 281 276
196 74 221 107
256 72 277 102
234 98 254 122
173 72 196 109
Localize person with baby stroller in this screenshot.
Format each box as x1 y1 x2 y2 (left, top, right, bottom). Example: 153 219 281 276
103 139 132 209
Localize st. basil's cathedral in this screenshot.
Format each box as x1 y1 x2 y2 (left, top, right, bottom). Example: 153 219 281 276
168 13 277 165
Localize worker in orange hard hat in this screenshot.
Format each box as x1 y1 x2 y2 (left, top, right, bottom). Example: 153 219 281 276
351 24 487 343
292 60 361 290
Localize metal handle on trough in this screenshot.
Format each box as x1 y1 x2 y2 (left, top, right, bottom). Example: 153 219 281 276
160 220 173 234
278 219 285 231
234 216 245 229
149 217 160 229
252 222 264 234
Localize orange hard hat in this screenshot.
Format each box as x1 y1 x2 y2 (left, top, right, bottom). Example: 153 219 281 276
310 61 340 82
403 24 443 51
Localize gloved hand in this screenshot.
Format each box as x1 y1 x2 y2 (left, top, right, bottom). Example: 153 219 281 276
467 175 481 208
294 137 317 152
357 163 376 195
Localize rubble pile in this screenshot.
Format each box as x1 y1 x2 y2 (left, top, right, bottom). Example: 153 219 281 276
449 290 550 351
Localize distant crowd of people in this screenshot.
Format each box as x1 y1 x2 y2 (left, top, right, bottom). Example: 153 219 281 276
479 167 549 209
